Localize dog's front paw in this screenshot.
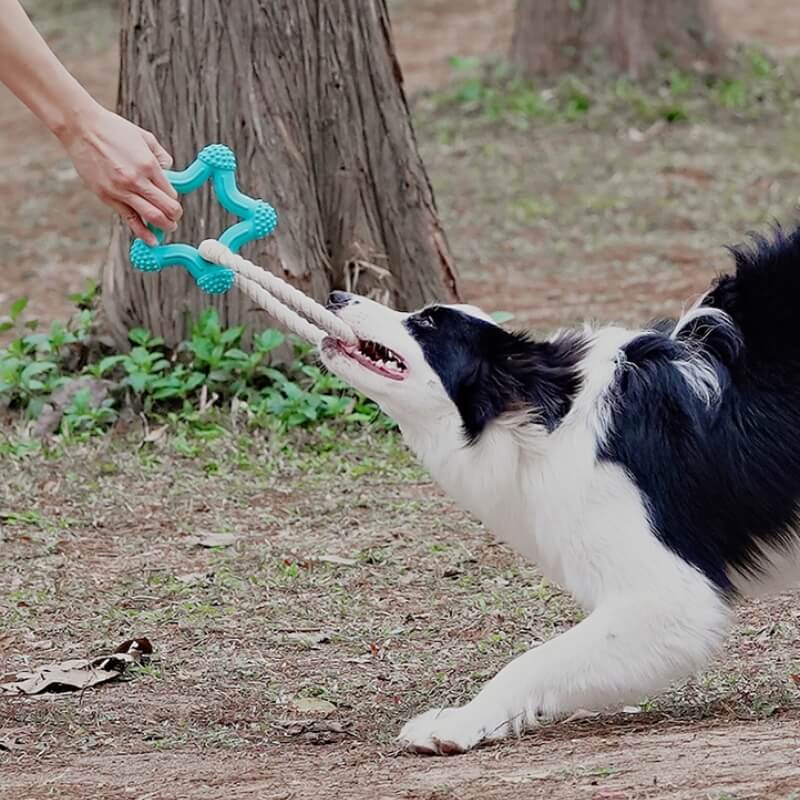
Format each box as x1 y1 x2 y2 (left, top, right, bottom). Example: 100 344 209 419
398 705 510 756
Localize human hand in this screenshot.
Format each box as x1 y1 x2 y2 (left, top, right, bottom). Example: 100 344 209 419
59 104 182 245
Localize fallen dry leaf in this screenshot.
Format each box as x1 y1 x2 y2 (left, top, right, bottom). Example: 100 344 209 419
176 571 211 584
285 632 330 648
0 638 153 696
142 424 168 444
499 770 551 785
281 719 352 745
290 697 337 714
0 733 22 752
315 554 357 567
790 673 800 686
1 656 128 695
115 637 153 657
563 709 601 723
189 533 240 548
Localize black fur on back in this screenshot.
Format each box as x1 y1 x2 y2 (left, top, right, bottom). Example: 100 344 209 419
405 306 588 442
705 225 800 364
601 225 800 593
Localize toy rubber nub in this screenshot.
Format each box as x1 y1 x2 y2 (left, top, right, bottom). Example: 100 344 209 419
127 143 276 294
196 269 236 294
130 239 161 272
252 201 278 238
197 144 237 172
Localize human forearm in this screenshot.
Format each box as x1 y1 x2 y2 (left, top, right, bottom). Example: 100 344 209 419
0 0 181 242
0 0 99 140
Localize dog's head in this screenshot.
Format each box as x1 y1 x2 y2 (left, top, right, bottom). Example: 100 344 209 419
320 292 586 441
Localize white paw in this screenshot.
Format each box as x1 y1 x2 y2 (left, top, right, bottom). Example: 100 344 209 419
398 705 512 756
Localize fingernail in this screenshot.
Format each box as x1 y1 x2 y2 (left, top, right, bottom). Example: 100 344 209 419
147 234 157 246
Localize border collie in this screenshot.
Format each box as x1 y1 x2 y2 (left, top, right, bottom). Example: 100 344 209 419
320 227 800 756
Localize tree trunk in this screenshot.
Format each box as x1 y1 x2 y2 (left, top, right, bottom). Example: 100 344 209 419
102 0 459 348
511 0 726 79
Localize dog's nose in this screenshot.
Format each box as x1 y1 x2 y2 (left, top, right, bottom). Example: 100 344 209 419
327 290 353 310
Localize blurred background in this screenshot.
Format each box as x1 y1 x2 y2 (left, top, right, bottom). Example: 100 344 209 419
1 0 799 334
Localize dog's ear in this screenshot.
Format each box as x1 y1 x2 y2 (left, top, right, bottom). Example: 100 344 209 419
455 328 586 442
406 307 586 442
451 353 506 442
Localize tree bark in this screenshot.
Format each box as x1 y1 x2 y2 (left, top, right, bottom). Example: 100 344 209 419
103 0 459 348
511 0 726 79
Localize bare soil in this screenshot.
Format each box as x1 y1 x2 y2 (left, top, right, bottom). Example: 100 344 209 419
1 437 799 799
2 2 800 799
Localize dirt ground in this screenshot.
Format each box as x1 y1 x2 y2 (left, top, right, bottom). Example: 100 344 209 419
1 437 799 799
2 1 800 799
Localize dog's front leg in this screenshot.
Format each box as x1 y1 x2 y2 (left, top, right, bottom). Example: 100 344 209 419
399 585 731 755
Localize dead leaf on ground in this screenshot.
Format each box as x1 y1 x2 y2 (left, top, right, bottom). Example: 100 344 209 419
0 732 22 752
314 554 357 567
290 697 337 714
790 673 800 686
285 631 330 648
176 571 212 584
142 424 168 444
281 719 352 745
115 637 153 657
563 709 601 723
189 533 240 548
0 637 153 696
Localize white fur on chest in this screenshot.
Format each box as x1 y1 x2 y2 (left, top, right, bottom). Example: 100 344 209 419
399 327 695 611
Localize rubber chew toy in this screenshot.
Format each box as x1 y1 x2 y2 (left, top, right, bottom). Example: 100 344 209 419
129 143 277 294
129 144 357 346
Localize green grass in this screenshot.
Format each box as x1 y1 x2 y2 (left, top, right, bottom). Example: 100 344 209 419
420 47 800 133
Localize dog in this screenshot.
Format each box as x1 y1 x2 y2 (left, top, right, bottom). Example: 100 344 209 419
319 226 800 756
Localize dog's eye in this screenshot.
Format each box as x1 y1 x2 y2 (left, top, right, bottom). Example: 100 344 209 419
415 315 436 329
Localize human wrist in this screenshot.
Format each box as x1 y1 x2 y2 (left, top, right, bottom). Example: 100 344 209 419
46 85 103 144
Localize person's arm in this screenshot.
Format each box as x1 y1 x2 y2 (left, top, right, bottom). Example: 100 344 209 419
0 0 181 244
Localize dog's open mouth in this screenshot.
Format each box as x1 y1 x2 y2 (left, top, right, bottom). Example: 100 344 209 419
327 337 408 381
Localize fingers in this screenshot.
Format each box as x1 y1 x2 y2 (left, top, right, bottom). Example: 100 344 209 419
142 134 181 213
142 131 181 213
108 199 157 245
144 130 173 170
124 191 178 235
144 135 179 198
150 165 179 202
138 177 182 228
109 162 182 232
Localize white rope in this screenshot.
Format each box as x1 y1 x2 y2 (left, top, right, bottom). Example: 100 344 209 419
199 239 358 346
233 274 328 345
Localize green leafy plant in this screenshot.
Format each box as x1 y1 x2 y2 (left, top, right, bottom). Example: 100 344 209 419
0 296 391 440
430 46 800 129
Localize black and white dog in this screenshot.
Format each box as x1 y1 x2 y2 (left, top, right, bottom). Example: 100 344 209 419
320 226 800 756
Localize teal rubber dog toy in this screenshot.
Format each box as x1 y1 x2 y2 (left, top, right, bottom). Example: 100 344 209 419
129 144 277 294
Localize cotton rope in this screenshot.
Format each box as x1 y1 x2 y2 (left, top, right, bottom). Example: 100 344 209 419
199 239 358 347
